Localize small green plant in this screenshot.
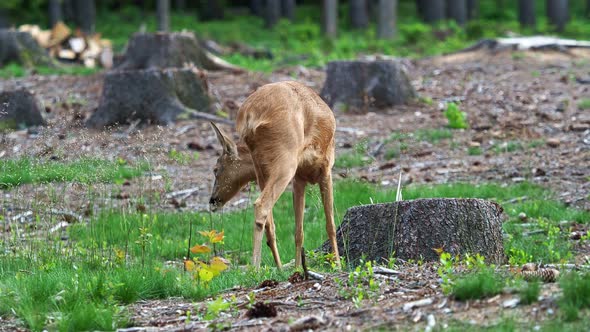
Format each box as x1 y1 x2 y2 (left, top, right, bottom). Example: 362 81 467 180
444 102 468 129
559 272 590 321
519 280 541 305
437 252 459 294
577 98 590 110
169 149 199 165
468 146 482 155
493 141 523 154
334 140 372 169
184 229 229 286
335 261 380 308
415 128 453 143
204 296 234 320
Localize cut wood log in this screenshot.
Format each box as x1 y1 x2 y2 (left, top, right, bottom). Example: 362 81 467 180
0 30 56 68
457 36 590 54
115 32 244 72
86 67 230 128
319 198 505 266
0 89 46 129
320 60 416 113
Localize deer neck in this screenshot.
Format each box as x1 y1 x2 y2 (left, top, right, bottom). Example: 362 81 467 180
236 143 257 185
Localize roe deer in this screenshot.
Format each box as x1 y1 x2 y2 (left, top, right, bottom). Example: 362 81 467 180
209 81 341 269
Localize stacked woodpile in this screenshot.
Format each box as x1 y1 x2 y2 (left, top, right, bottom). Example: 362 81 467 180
18 22 113 68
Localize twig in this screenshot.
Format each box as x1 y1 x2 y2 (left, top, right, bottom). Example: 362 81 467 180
165 187 200 200
403 298 434 312
186 109 234 125
523 229 546 237
49 208 83 223
373 266 401 275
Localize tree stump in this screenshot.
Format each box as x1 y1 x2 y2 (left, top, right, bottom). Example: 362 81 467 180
86 67 229 128
0 89 46 129
320 198 505 266
320 60 416 112
115 32 243 72
0 30 55 68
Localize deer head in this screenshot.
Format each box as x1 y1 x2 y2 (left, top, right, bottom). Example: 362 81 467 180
209 122 254 211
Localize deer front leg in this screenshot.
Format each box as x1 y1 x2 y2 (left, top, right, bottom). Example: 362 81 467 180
319 170 341 268
293 178 306 268
252 158 297 268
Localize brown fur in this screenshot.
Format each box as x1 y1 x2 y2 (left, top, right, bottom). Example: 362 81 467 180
209 81 341 269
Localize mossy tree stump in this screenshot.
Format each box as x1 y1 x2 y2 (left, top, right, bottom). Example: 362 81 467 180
320 198 505 266
320 60 416 112
0 89 46 130
86 67 228 128
0 30 56 68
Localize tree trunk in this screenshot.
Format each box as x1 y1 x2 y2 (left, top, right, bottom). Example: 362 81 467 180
587 0 590 17
546 0 569 32
376 0 396 39
48 0 62 28
281 0 296 21
320 60 416 113
0 89 46 129
86 68 217 128
518 0 536 28
319 198 505 266
200 0 224 21
350 0 369 29
322 0 338 38
422 0 445 23
447 0 467 25
157 0 170 32
75 0 96 35
0 10 9 28
467 0 478 19
265 0 281 28
416 0 425 19
174 0 186 11
251 0 264 16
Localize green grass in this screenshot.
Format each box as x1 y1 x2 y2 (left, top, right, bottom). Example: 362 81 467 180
0 62 99 79
0 180 588 330
468 146 482 156
451 268 504 301
559 272 590 321
578 99 590 110
0 157 149 188
519 280 541 305
334 140 372 169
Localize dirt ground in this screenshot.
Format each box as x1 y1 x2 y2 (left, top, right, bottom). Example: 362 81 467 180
0 48 589 330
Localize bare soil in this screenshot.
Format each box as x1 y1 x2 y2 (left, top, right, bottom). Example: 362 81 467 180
0 49 589 330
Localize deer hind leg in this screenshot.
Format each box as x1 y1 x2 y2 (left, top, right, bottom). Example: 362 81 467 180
319 170 341 268
252 157 297 268
293 177 306 268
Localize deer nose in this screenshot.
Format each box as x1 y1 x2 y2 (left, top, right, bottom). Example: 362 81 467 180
209 197 219 209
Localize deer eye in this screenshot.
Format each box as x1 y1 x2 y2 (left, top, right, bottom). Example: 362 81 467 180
213 167 218 175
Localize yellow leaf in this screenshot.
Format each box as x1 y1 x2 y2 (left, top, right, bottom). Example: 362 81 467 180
198 267 214 282
114 248 125 261
432 246 445 256
184 260 196 272
211 230 224 244
190 244 211 254
199 230 214 238
210 256 229 273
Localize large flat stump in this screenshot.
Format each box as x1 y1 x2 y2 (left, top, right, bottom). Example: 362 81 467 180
320 198 505 266
86 67 217 128
0 30 55 68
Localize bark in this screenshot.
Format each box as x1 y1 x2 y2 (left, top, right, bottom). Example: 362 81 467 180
75 0 96 35
322 0 338 38
546 0 569 32
587 0 590 17
376 0 396 40
0 30 55 68
265 0 281 28
416 0 425 19
0 89 46 129
320 60 416 113
350 0 369 29
422 0 445 23
86 68 216 128
115 32 242 72
157 0 170 32
447 0 467 25
48 0 63 28
518 0 536 28
467 0 478 19
281 0 296 21
319 198 505 266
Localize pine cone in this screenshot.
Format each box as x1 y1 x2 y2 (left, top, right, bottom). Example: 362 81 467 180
521 268 560 283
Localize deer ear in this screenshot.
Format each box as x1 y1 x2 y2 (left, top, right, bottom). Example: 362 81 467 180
210 122 237 156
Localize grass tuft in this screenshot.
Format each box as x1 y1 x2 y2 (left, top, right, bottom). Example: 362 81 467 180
451 268 504 301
